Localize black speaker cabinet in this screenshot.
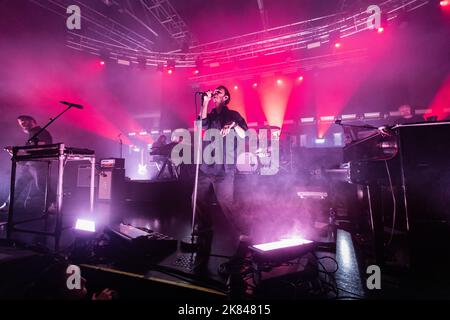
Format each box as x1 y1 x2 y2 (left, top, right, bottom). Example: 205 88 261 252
98 158 125 201
397 122 450 272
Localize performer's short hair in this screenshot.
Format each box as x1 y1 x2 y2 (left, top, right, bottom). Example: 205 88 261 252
17 115 36 122
216 85 231 105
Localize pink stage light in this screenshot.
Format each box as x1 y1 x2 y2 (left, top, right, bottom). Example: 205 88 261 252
377 27 384 34
167 69 173 75
194 69 200 75
252 82 258 88
234 85 238 90
334 42 341 49
298 75 304 81
440 0 449 7
100 60 105 66
276 79 283 85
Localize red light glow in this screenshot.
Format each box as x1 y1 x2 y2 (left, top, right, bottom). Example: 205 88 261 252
260 77 292 128
429 74 450 120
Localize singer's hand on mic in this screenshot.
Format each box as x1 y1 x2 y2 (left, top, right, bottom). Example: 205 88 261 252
203 90 213 101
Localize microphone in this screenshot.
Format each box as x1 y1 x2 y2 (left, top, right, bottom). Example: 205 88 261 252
196 90 213 96
60 101 84 109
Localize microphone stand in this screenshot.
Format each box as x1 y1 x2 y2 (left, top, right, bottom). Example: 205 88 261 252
180 94 205 253
118 134 123 159
335 120 395 138
334 119 378 130
28 105 73 145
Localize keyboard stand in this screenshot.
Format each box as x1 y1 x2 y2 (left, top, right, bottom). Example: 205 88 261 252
7 143 95 251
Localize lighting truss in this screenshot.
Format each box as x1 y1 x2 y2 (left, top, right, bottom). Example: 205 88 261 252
31 0 429 71
140 0 196 46
30 0 193 55
188 48 369 86
182 0 429 63
31 0 157 54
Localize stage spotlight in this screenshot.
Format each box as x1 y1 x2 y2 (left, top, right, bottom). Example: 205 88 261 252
99 49 108 66
249 237 315 263
300 117 314 124
234 85 238 90
71 218 98 262
75 218 96 233
440 0 449 7
315 138 326 144
377 27 384 33
276 79 283 85
252 82 258 88
298 75 304 81
166 59 176 75
329 31 341 49
194 57 203 75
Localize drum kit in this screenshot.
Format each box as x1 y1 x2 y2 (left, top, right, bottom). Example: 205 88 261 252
236 125 297 175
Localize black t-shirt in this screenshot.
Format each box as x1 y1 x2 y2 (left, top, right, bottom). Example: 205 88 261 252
200 106 248 175
394 115 425 125
27 126 53 146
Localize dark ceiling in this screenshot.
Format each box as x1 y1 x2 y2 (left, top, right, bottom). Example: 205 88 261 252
170 0 345 44
0 0 397 53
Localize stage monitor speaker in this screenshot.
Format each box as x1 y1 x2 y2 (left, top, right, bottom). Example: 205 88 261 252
0 243 55 299
397 122 450 274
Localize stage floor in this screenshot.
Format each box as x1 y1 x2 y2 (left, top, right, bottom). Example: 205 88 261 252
0 178 367 299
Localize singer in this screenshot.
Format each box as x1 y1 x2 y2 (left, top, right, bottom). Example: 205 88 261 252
193 85 251 271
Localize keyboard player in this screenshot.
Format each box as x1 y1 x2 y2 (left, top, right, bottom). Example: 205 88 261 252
1 115 54 211
394 104 424 125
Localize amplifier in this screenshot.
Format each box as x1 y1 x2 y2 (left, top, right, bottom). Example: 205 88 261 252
100 158 125 169
98 158 125 201
105 223 178 257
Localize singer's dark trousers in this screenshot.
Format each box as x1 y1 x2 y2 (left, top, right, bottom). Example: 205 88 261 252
193 170 250 237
